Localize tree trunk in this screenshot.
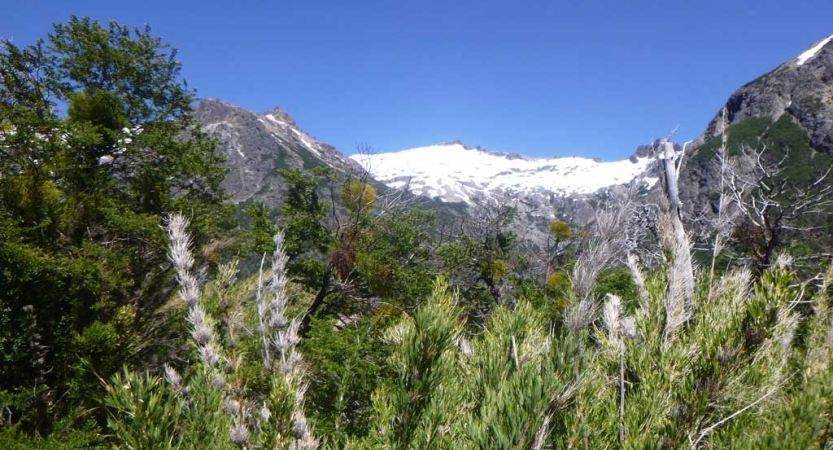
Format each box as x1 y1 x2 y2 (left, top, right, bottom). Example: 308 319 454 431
662 140 695 311
299 269 333 337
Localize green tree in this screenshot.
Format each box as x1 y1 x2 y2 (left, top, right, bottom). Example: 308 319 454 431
0 16 230 439
437 201 518 316
277 168 436 333
546 220 575 270
302 316 391 445
340 180 377 214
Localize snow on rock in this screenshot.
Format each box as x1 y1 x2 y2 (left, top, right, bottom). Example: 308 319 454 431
264 113 288 127
291 128 320 155
351 143 653 204
261 112 320 155
796 35 833 66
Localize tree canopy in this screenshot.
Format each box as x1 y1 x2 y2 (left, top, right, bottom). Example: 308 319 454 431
0 16 230 438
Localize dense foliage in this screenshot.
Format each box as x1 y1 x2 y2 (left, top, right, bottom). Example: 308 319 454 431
0 16 230 441
84 213 833 449
3 16 833 450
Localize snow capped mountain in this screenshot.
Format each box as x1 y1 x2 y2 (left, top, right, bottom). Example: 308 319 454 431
351 142 656 205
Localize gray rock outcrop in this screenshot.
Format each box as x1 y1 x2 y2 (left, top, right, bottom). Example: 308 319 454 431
194 99 363 209
697 36 833 155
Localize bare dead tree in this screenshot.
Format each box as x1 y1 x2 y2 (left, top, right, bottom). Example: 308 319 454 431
466 196 519 308
658 137 695 311
354 144 422 218
704 108 742 301
567 192 636 323
623 202 664 269
725 144 833 269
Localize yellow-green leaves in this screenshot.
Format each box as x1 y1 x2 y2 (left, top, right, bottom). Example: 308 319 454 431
340 181 377 213
549 220 573 241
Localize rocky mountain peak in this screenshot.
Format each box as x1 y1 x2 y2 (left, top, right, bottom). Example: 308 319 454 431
263 107 297 128
194 98 249 122
194 100 362 208
697 34 833 154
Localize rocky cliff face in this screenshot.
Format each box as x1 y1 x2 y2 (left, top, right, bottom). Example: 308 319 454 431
193 99 363 208
697 35 833 155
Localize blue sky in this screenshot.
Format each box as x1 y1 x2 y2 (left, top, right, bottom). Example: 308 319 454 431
3 1 832 160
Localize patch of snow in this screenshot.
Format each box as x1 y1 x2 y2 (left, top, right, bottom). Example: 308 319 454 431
643 176 659 190
291 129 320 155
261 113 322 157
796 35 833 66
264 114 288 127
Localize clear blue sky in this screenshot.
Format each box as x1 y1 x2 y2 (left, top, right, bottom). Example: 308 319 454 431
3 1 832 160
